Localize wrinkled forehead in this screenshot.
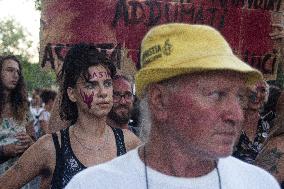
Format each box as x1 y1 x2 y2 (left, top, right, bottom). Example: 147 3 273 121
113 78 132 92
165 71 247 89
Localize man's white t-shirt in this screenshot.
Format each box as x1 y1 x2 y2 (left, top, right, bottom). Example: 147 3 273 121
66 148 280 189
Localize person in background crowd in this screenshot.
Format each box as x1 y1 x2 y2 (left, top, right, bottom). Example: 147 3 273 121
107 75 139 135
261 80 282 117
30 89 44 122
66 24 279 189
233 21 284 164
33 89 57 138
256 91 284 188
0 44 141 189
253 21 284 188
0 55 34 189
233 80 272 163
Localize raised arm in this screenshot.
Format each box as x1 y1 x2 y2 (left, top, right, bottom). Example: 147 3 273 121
0 134 56 188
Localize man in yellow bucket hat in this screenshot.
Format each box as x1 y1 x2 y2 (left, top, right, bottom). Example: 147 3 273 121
66 23 280 189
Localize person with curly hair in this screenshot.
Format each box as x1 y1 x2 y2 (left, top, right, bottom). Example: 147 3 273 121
0 55 34 188
0 44 141 189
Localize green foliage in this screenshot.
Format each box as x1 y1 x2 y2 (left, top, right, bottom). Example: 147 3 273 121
0 17 57 93
34 0 42 11
0 18 32 59
21 58 57 92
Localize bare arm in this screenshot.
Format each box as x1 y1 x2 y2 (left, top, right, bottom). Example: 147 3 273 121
0 144 26 164
0 127 35 162
255 137 284 183
39 120 49 136
123 129 142 151
25 121 36 141
0 134 56 188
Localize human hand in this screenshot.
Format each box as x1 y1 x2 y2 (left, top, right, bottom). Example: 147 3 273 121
16 132 34 148
2 143 27 157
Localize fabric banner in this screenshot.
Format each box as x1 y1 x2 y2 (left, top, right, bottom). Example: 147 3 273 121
40 0 284 80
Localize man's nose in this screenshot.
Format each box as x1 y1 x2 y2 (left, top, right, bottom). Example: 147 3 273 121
222 96 244 126
117 95 127 104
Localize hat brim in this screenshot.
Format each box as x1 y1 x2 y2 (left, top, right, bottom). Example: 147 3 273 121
135 55 263 98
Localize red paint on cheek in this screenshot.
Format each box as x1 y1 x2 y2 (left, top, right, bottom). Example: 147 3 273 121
80 90 94 109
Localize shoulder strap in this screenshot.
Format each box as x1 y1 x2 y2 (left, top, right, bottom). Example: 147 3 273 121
111 127 126 156
52 133 60 158
51 131 65 189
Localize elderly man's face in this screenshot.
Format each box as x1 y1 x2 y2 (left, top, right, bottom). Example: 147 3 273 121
164 71 246 159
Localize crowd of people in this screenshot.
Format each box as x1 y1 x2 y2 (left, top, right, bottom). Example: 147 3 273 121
0 23 283 189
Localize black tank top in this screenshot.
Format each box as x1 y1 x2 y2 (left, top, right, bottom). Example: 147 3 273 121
50 126 126 189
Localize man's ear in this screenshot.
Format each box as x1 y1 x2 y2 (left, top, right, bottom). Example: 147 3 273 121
67 87 77 102
148 83 169 122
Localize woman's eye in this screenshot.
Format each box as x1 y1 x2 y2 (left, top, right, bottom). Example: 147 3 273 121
85 83 96 89
104 80 112 87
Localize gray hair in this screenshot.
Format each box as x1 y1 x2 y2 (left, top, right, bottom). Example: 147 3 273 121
138 94 152 142
137 81 177 142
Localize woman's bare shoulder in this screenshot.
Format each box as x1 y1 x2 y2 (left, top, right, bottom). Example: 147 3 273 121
122 129 142 151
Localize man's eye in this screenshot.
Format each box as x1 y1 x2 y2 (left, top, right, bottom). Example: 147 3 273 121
113 92 120 98
208 91 225 100
125 92 133 98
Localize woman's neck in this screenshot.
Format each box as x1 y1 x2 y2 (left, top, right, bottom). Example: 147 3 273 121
75 114 107 138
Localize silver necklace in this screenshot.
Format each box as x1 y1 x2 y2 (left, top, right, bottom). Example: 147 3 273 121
72 126 109 151
143 146 222 189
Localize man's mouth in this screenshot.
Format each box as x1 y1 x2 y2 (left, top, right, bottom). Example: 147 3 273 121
116 106 129 111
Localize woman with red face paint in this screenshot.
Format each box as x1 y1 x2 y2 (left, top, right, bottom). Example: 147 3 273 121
0 44 141 189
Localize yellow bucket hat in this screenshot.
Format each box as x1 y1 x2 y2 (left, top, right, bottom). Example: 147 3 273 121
135 23 263 98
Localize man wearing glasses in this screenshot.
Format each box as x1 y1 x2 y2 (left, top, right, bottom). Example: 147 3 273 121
107 75 138 135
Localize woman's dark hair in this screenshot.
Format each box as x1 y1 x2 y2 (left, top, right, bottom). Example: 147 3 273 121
0 55 28 121
59 43 116 125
